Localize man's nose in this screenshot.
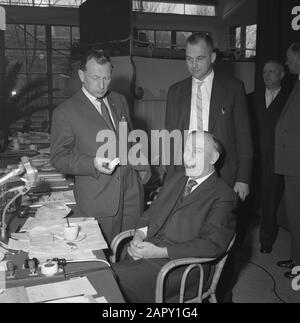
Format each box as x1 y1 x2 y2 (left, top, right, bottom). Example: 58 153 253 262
98 78 104 89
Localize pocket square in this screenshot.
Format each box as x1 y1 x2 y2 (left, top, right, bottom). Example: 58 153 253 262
221 105 226 114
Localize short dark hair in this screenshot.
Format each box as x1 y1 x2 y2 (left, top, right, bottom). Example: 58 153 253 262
186 32 215 51
290 43 300 55
263 60 285 74
80 48 112 71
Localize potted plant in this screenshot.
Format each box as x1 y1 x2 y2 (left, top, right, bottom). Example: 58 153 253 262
0 59 54 151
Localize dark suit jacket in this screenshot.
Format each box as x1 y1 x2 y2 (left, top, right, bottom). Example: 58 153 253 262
51 89 150 219
165 73 253 187
137 171 237 260
275 80 300 175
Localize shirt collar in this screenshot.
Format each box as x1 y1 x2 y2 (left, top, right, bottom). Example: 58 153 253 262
189 170 215 186
193 69 215 87
82 86 98 103
266 87 281 95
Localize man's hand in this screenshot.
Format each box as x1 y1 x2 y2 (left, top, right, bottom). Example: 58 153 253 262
234 182 250 201
128 241 168 260
130 229 145 248
94 157 117 175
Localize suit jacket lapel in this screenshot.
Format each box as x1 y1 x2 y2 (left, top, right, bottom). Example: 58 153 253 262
180 77 193 131
149 174 188 237
280 81 300 117
209 74 226 132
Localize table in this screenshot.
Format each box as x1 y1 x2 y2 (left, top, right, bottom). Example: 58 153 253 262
1 215 125 303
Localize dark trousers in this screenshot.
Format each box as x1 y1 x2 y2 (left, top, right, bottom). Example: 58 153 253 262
284 175 300 265
98 168 143 246
260 148 284 248
112 256 212 303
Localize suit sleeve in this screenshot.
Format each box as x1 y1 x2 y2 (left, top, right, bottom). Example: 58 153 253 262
166 195 237 260
50 108 99 178
234 81 253 184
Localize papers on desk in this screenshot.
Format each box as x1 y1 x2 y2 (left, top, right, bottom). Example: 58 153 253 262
26 277 97 303
9 217 108 259
29 190 76 208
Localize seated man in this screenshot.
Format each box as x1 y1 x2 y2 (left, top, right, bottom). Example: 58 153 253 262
112 131 237 303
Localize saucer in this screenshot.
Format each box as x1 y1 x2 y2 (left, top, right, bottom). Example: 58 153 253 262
64 231 86 242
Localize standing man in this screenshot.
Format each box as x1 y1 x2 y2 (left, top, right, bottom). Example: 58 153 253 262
256 60 291 254
165 33 252 201
275 43 300 278
51 49 150 244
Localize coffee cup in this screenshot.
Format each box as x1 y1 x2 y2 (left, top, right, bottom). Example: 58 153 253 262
63 224 79 241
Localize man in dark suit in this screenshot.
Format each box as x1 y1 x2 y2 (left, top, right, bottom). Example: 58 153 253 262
254 60 291 254
112 131 237 303
275 43 300 278
51 49 150 244
165 33 252 201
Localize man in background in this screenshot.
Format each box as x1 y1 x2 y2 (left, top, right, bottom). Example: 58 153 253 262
275 43 300 278
254 60 290 253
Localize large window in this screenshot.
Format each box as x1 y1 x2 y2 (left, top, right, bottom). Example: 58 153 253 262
132 1 216 16
245 24 257 58
0 0 86 7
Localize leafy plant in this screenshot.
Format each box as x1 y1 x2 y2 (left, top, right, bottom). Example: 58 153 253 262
0 59 55 134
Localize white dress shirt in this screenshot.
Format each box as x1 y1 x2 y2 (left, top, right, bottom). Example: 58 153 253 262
265 87 281 109
189 70 215 132
82 86 116 128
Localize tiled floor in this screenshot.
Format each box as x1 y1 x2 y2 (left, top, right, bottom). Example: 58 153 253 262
232 224 300 303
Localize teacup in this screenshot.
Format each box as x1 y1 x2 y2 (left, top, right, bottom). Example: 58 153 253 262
63 224 79 241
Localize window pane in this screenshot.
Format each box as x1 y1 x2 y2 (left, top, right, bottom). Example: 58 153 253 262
138 30 154 43
5 50 26 72
235 26 241 49
32 0 50 6
10 0 34 5
52 26 71 49
26 25 46 49
246 24 257 58
184 5 215 16
52 50 69 73
53 74 68 97
142 2 184 14
27 50 47 73
132 0 141 11
176 31 192 49
49 0 86 7
71 26 80 42
5 24 25 48
155 30 171 48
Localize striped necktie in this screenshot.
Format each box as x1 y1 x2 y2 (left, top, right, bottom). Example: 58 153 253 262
196 82 205 130
182 179 198 199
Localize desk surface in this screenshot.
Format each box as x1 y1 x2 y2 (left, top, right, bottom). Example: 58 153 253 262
2 216 125 303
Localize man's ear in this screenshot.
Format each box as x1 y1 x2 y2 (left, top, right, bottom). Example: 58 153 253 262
78 69 84 83
211 51 217 64
210 151 219 165
280 71 285 80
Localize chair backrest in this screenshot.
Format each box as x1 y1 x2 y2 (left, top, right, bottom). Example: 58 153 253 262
155 235 236 303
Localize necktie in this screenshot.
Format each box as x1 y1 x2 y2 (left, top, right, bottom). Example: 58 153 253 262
97 98 115 131
266 90 275 109
196 82 205 130
182 179 198 199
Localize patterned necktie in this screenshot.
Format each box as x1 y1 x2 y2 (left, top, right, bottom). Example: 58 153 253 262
182 179 198 199
97 98 115 131
196 82 205 130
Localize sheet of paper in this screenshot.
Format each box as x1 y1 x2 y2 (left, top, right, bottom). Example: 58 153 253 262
8 239 30 251
29 250 96 263
0 287 30 303
96 296 108 303
26 276 97 303
46 295 97 303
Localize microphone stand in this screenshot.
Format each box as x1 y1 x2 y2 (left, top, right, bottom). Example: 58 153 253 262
0 158 38 244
